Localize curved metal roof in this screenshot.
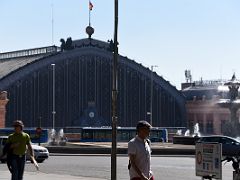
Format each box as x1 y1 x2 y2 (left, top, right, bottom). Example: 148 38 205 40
0 55 44 79
0 45 60 80
1 38 187 128
0 38 184 103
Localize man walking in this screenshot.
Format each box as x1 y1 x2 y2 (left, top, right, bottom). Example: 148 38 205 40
7 120 34 180
128 120 154 180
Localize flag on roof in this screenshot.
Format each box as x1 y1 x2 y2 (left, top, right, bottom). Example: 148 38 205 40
89 1 93 11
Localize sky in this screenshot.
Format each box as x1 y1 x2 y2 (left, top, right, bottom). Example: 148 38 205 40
1 0 240 90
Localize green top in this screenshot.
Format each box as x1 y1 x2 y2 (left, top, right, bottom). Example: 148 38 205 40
7 132 30 155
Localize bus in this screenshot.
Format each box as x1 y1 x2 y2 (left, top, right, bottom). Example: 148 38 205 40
0 128 49 143
80 127 168 142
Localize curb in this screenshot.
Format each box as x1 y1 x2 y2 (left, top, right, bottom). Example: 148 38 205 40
46 146 195 155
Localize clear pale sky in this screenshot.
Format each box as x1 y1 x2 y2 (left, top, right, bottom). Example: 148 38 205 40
1 0 240 89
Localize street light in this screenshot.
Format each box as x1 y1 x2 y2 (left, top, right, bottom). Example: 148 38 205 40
150 65 158 126
111 0 118 179
51 63 56 130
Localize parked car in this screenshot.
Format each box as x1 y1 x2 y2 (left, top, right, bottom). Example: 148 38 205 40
197 135 240 156
28 144 49 163
0 136 49 163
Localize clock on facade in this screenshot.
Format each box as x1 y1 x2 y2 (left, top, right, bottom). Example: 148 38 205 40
89 112 95 118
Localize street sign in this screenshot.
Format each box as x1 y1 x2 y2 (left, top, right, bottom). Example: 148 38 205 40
195 142 222 179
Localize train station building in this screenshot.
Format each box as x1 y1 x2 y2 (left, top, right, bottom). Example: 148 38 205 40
0 30 186 129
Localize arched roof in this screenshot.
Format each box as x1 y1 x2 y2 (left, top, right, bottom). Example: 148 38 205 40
0 38 184 102
0 46 60 80
1 38 186 127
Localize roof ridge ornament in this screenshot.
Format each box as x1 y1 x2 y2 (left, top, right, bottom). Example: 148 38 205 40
60 37 74 52
86 25 94 39
231 73 236 81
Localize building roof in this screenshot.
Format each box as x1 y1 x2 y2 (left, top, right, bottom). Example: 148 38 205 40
182 86 219 100
0 38 185 103
181 78 240 101
0 46 60 80
0 55 44 79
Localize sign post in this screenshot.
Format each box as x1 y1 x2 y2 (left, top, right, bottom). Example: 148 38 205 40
195 142 222 179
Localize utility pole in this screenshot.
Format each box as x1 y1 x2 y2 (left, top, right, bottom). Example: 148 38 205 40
111 0 118 179
150 65 158 126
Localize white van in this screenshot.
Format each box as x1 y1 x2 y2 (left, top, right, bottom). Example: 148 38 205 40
0 136 49 163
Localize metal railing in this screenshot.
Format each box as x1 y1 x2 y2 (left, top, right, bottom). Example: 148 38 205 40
0 46 60 60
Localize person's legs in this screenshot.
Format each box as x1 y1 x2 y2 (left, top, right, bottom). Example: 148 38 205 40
7 155 13 173
11 156 19 180
17 155 26 180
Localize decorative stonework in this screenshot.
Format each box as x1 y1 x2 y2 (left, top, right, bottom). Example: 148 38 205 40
0 91 9 128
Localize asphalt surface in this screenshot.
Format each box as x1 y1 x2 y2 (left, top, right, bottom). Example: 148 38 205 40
0 170 105 180
1 155 234 180
0 142 196 180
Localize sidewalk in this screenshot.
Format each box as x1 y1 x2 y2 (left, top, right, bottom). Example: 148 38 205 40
0 170 106 180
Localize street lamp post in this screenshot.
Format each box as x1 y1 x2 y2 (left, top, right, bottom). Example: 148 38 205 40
150 65 158 126
51 64 56 130
111 0 118 179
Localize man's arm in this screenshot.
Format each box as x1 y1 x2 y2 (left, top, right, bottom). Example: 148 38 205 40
27 143 39 170
27 143 34 157
129 154 149 180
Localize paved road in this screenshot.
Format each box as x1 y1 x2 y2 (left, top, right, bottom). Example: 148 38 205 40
0 155 234 179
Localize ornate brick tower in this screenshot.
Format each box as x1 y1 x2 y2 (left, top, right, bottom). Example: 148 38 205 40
0 91 9 128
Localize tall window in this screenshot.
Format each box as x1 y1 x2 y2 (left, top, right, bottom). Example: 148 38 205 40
206 114 214 134
206 120 213 134
221 120 227 134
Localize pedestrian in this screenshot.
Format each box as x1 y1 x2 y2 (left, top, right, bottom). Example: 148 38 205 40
0 141 13 173
128 120 154 180
6 120 34 180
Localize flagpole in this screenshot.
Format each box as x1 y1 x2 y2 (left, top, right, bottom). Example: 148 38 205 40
51 1 54 45
89 0 91 26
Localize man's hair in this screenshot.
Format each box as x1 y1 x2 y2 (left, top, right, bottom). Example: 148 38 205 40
12 120 24 130
136 120 152 132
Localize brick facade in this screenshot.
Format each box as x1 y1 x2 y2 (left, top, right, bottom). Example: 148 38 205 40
0 91 9 128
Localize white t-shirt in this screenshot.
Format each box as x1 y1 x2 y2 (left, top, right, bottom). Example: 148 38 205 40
128 136 152 179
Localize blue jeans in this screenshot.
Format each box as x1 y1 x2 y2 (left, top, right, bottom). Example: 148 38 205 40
11 154 26 180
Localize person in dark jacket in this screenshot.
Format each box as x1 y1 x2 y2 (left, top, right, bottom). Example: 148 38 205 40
1 142 13 173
